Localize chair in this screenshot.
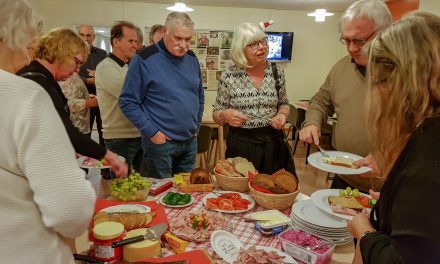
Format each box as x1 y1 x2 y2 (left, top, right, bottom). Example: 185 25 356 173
290 105 332 164
207 124 229 165
197 125 213 169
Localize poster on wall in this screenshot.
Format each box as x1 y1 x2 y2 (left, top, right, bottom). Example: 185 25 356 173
194 29 233 89
221 32 233 49
197 31 210 47
190 32 198 49
207 70 222 90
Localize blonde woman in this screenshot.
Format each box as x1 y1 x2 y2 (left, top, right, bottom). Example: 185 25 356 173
348 12 440 263
0 0 96 262
212 22 294 175
17 28 127 178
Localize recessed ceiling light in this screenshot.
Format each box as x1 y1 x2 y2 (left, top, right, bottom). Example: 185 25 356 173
307 9 334 22
166 2 194 12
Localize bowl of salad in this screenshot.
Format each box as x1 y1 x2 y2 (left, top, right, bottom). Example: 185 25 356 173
109 171 152 201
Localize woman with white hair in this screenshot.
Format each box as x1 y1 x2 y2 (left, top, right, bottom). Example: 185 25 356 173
348 12 440 263
212 22 295 175
0 0 96 263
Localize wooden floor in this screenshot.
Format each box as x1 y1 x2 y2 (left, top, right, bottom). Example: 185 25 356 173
87 133 333 198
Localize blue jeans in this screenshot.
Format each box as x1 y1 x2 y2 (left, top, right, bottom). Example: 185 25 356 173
104 137 142 173
142 137 196 179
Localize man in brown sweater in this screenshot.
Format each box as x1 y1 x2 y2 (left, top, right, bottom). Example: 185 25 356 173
299 0 392 193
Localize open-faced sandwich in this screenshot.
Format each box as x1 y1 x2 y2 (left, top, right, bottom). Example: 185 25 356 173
328 187 377 216
322 156 359 169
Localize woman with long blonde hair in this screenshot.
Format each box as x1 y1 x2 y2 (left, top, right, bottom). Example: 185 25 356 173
348 12 440 263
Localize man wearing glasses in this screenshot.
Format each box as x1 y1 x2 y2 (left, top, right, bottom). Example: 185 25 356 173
78 24 107 147
299 0 392 193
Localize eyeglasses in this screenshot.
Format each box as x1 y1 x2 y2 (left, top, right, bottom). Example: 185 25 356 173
371 58 397 84
339 29 378 47
73 56 84 68
247 38 268 50
79 33 93 38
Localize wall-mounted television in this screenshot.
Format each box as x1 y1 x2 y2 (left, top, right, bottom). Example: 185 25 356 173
266 31 294 62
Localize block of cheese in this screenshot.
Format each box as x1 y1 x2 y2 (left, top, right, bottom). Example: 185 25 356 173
92 221 125 241
123 228 161 262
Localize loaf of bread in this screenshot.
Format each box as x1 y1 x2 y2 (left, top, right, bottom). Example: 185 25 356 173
93 211 155 230
215 159 239 176
273 171 298 193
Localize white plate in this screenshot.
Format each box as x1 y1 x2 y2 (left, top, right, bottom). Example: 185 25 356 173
211 230 243 264
292 199 348 229
159 192 195 208
311 189 370 220
101 204 151 214
202 191 255 214
307 151 371 174
77 156 125 169
252 246 297 264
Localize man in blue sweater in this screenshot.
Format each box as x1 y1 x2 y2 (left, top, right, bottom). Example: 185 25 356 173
120 12 204 179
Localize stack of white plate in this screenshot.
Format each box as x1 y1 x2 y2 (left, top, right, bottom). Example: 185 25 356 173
290 199 353 245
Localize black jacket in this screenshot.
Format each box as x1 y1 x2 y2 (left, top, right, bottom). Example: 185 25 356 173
361 117 440 263
17 60 106 159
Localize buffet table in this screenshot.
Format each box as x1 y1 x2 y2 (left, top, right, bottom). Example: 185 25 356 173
75 189 354 263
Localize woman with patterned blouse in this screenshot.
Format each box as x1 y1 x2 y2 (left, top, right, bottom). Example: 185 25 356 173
59 72 98 135
213 22 295 175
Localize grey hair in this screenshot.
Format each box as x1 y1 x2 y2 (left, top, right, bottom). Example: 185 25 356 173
0 0 43 50
342 0 392 30
78 24 95 34
230 22 266 68
165 12 194 30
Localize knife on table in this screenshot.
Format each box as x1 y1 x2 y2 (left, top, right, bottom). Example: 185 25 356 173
111 223 168 248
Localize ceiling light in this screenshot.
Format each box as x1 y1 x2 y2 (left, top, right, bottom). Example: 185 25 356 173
166 2 194 12
307 9 334 22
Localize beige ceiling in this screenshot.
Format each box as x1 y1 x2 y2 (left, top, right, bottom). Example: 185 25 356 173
113 0 362 12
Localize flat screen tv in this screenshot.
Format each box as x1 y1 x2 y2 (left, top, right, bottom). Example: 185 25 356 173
266 31 294 62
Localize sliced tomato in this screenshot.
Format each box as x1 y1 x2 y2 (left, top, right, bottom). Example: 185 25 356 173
238 198 251 204
206 200 219 209
356 196 372 208
234 204 248 210
218 199 234 210
207 198 219 205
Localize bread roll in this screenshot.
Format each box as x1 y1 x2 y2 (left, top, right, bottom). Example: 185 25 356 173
273 171 298 193
252 174 275 190
190 168 212 184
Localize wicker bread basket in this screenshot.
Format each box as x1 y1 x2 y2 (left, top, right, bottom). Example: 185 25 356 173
214 171 249 192
248 182 300 210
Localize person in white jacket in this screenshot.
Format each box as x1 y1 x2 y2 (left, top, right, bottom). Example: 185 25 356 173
0 0 96 263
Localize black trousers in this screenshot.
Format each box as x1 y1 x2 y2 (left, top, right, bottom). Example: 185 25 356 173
226 126 297 176
90 107 104 147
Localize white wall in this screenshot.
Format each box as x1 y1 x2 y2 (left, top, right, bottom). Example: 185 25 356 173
30 0 347 106
420 0 440 14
